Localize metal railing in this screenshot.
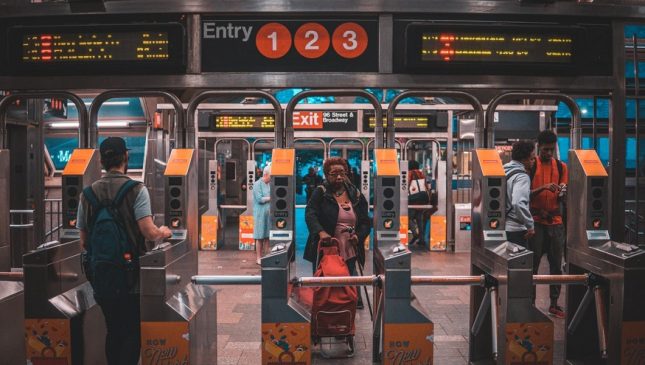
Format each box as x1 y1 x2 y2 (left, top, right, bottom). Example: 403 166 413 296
44 198 62 242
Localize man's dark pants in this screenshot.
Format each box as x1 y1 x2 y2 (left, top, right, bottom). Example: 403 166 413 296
529 223 565 304
96 293 141 365
506 230 528 248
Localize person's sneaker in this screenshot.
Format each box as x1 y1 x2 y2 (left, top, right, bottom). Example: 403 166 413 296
548 305 565 319
357 300 364 310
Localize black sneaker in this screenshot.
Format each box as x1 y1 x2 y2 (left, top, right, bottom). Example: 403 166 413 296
357 300 364 310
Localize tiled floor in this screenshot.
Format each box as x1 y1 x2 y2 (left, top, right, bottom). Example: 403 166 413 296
198 243 566 365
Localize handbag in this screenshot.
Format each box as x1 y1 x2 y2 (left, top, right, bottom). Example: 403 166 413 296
408 178 430 205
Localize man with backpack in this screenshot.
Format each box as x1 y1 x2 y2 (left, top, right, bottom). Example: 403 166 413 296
504 140 536 247
76 137 172 365
529 130 568 319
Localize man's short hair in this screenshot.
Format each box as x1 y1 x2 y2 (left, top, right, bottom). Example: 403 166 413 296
511 140 535 161
101 153 126 171
537 130 558 145
408 160 420 170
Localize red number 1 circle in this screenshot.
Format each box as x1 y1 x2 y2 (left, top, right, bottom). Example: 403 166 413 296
256 23 292 59
332 22 368 59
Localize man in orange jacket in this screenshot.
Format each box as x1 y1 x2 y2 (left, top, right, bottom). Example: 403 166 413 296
529 130 568 319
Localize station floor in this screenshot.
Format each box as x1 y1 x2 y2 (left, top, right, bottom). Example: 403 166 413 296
199 246 565 365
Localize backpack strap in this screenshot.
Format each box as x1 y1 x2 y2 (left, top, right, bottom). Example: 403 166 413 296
555 159 564 184
82 186 101 211
113 180 140 208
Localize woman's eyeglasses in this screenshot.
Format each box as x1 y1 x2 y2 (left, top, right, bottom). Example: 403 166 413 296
329 171 346 178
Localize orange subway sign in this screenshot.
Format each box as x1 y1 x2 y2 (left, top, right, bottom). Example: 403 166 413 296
574 150 607 177
476 149 505 177
62 149 96 176
375 149 399 176
270 149 295 176
165 149 194 176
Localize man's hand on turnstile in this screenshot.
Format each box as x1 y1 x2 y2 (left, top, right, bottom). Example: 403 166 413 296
524 228 535 240
160 225 172 239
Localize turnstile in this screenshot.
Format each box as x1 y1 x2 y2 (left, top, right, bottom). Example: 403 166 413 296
565 149 645 364
469 149 553 364
23 241 106 364
372 149 434 364
139 148 217 364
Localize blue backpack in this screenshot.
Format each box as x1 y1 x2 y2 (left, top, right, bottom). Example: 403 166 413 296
82 180 140 299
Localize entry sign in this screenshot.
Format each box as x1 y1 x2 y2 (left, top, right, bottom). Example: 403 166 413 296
201 18 378 72
293 110 357 131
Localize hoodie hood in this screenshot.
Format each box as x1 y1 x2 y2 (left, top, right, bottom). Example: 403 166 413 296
503 160 526 175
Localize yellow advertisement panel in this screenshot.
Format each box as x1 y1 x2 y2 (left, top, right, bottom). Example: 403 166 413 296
25 318 72 365
383 323 434 365
239 215 256 250
262 322 311 365
141 322 190 365
430 215 446 251
400 215 408 246
505 322 554 365
621 321 645 363
200 215 218 250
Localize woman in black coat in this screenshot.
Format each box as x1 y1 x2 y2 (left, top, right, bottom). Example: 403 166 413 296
304 158 371 279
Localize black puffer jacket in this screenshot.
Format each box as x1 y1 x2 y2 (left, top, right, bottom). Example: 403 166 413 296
304 181 371 266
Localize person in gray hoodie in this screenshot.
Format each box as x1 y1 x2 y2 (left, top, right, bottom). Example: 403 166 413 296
504 140 537 247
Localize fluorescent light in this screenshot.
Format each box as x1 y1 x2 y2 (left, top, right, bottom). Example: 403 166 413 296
49 121 130 129
49 122 79 129
68 101 131 107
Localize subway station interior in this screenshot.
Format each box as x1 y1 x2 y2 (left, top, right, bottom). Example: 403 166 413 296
1 0 645 364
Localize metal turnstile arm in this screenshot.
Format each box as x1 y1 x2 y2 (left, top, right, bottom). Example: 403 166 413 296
471 286 491 336
567 286 594 335
489 286 499 361
593 285 608 359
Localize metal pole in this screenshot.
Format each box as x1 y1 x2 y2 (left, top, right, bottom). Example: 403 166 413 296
0 92 87 149
592 95 598 149
187 90 282 149
633 35 641 244
297 275 379 287
411 275 485 286
532 274 588 285
489 286 499 361
191 275 262 285
90 91 183 149
485 92 583 149
0 272 23 281
286 89 382 148
387 91 484 149
470 287 491 336
593 285 608 359
567 286 594 335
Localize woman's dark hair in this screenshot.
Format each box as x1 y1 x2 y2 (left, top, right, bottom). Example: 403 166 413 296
537 130 558 145
101 153 126 171
511 140 535 161
323 157 348 175
408 160 420 170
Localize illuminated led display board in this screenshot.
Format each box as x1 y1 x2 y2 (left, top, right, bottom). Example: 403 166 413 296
207 111 358 132
421 31 573 63
7 23 185 74
397 22 612 76
363 111 448 132
214 113 275 131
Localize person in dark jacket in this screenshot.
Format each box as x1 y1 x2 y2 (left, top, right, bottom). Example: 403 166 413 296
305 157 371 307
